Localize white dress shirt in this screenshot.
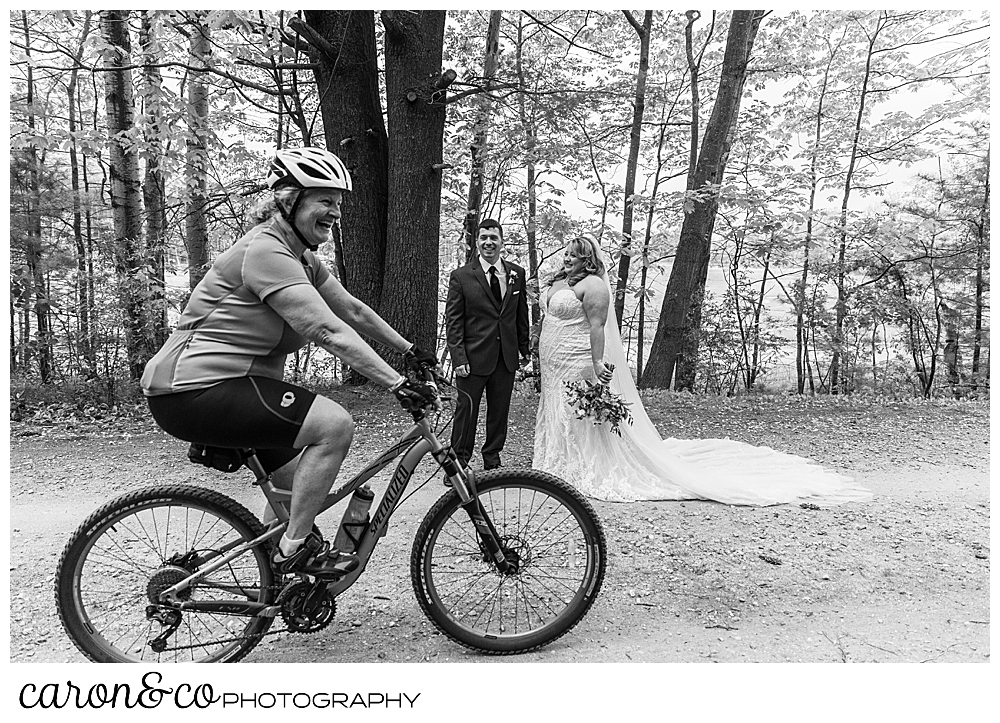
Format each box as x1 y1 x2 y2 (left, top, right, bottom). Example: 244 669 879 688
478 257 507 298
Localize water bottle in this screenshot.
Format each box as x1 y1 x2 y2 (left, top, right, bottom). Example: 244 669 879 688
333 485 374 554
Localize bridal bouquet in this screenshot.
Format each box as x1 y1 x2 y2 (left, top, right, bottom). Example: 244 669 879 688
564 365 633 436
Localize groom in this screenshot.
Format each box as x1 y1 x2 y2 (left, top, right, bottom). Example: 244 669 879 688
445 219 530 469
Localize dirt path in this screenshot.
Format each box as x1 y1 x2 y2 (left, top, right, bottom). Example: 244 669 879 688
8 390 990 664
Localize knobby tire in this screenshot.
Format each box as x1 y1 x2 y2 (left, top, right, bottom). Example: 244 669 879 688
410 469 607 654
55 485 274 663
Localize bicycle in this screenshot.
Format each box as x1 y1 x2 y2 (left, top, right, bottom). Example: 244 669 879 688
54 366 607 663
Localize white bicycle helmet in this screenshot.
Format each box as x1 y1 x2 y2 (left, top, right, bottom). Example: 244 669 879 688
266 147 353 192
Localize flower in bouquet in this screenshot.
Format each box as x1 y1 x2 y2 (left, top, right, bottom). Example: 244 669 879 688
563 364 633 436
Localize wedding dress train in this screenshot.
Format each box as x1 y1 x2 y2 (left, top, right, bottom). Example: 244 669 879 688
532 285 872 506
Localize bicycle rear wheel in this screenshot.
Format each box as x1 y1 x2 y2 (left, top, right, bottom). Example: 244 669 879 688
411 469 606 654
55 485 275 663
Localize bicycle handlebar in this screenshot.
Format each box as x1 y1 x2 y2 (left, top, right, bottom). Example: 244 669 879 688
397 363 446 417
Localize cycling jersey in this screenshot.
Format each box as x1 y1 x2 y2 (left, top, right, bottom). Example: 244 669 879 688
141 215 330 396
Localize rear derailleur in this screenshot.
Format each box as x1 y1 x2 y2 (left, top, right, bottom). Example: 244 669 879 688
145 606 182 653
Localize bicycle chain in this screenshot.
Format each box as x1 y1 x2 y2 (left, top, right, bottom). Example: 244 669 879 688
149 578 302 653
146 579 333 653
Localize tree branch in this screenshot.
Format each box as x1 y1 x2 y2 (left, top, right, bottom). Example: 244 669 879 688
521 11 613 58
287 16 339 64
622 10 645 36
235 59 317 71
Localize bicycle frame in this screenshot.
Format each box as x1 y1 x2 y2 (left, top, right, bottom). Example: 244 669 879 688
159 412 505 610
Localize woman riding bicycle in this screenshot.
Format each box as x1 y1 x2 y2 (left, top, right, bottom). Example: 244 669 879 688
141 146 436 579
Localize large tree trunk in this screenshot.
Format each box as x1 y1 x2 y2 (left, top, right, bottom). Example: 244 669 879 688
641 10 763 390
140 11 168 347
379 10 449 357
613 10 653 328
184 13 211 293
298 11 389 313
102 9 151 381
463 10 503 261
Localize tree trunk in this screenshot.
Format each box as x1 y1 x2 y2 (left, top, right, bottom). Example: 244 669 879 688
184 12 211 293
516 16 541 389
748 249 771 389
463 10 503 261
729 230 751 388
21 11 52 383
140 11 168 347
299 11 389 313
797 35 839 395
636 121 670 383
941 302 960 394
379 10 449 356
830 14 888 394
67 12 96 377
102 10 152 381
684 11 701 190
613 10 653 327
81 90 98 375
970 147 989 385
641 10 763 390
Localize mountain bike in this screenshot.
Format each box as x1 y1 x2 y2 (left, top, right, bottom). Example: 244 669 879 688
54 366 607 663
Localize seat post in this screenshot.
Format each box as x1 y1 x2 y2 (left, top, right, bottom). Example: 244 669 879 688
242 450 268 482
243 450 292 524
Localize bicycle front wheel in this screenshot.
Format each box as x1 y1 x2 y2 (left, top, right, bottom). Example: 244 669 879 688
411 469 606 654
55 485 275 663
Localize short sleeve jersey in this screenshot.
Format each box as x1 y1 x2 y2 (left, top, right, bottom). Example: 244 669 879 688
141 216 331 396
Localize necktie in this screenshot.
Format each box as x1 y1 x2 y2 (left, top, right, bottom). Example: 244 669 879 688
489 266 502 303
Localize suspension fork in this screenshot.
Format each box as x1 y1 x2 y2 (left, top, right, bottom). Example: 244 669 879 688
463 493 517 574
431 445 516 574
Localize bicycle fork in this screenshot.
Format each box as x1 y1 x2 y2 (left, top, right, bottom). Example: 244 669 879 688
430 446 518 575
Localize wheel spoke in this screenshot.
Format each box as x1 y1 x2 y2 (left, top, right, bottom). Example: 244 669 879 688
58 488 274 663
415 474 605 652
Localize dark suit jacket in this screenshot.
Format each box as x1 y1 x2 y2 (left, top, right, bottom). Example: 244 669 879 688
445 258 530 376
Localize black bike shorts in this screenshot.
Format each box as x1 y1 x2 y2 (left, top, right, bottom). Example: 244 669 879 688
146 376 318 473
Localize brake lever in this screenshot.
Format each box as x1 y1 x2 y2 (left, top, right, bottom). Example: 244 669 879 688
419 364 444 412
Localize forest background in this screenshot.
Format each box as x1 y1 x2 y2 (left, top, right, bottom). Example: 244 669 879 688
6 9 991 416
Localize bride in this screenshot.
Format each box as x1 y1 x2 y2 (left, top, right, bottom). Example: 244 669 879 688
532 234 871 506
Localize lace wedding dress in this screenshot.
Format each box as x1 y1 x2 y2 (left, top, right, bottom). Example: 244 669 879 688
532 284 872 506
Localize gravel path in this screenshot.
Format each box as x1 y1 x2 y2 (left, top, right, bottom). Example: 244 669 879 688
8 389 990 664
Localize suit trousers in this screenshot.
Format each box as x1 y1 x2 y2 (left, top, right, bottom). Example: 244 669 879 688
451 363 516 468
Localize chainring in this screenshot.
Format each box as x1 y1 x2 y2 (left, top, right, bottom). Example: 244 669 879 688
277 581 336 633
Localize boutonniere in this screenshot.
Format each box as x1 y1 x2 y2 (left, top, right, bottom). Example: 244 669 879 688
507 269 519 284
